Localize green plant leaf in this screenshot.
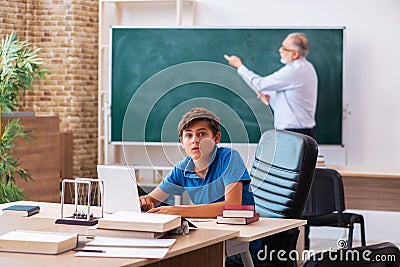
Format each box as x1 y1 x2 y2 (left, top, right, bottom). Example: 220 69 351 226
0 32 47 192
0 31 48 112
0 181 24 204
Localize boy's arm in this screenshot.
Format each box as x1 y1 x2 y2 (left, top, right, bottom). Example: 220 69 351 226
147 182 243 218
139 186 169 211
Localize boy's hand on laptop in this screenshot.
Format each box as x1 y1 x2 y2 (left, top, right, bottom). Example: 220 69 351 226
147 206 180 215
139 195 155 211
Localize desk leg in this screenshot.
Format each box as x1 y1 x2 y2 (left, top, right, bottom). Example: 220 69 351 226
226 240 254 267
240 250 255 267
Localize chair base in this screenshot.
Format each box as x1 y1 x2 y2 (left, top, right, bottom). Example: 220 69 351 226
304 212 366 249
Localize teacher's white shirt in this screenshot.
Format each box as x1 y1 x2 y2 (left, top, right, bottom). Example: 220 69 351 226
237 58 318 130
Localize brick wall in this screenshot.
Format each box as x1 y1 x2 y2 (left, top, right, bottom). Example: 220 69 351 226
0 0 99 178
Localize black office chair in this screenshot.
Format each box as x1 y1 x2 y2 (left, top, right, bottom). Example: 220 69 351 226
250 129 319 267
303 242 400 267
303 168 366 249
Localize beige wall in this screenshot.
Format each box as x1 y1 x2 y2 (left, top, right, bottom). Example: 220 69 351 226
0 0 99 178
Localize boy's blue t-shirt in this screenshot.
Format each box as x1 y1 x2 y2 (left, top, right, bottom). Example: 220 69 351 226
159 146 261 253
159 146 254 206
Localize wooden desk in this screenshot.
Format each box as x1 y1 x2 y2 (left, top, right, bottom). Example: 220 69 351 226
328 166 400 212
0 202 238 267
0 201 306 267
191 218 306 242
190 218 306 267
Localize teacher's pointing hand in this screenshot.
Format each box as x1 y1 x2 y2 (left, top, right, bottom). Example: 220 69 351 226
224 54 243 69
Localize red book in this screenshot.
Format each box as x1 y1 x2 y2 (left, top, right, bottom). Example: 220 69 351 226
216 213 260 225
222 205 255 218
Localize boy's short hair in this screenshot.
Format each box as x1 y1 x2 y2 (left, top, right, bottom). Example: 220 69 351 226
178 107 220 137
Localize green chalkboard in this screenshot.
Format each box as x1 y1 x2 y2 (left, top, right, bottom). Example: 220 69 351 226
111 27 343 145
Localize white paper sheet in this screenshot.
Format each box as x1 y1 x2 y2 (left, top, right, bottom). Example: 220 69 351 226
85 236 176 248
74 246 169 259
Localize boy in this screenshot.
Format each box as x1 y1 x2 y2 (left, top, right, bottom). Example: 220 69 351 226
139 107 255 217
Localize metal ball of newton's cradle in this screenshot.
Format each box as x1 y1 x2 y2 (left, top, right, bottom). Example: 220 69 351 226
73 211 94 218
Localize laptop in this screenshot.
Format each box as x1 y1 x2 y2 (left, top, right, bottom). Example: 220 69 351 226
97 165 141 214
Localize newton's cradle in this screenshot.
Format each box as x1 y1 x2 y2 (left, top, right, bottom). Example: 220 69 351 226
55 178 104 226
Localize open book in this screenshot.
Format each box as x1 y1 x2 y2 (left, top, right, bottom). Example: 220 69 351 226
0 230 78 255
98 211 181 233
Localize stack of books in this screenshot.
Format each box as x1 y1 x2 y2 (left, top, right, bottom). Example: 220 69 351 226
92 211 182 239
2 205 40 217
216 205 260 225
79 211 182 259
316 155 326 168
88 225 167 239
0 230 78 255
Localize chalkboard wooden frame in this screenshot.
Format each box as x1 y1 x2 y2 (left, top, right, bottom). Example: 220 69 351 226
109 26 344 145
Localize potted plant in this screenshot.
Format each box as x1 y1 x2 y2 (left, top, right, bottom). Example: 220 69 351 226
0 32 47 203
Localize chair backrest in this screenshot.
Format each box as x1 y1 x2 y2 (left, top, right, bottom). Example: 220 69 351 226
303 242 400 267
250 129 318 219
303 168 346 217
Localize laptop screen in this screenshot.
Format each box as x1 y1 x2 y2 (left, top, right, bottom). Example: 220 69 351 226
97 165 141 214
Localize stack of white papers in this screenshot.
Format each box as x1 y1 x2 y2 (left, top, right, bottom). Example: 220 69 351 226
85 236 176 247
75 246 169 259
74 236 176 259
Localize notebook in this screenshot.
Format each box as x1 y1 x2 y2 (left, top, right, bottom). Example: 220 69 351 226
97 165 141 214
